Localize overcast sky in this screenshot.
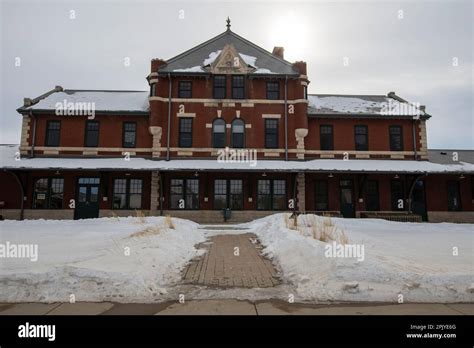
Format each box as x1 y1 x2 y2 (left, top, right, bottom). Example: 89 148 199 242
1 0 472 149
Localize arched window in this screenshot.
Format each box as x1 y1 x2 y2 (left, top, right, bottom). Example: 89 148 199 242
212 119 226 148
231 119 245 148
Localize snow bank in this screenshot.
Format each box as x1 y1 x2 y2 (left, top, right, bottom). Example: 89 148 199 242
0 217 204 302
247 214 474 303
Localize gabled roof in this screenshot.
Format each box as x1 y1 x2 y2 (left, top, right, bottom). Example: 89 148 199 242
17 89 149 114
157 29 300 76
307 93 430 119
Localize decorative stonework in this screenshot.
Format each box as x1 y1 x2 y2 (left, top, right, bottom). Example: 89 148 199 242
20 115 31 155
295 128 308 159
297 173 306 212
418 120 428 159
150 171 160 212
149 126 162 158
209 44 255 74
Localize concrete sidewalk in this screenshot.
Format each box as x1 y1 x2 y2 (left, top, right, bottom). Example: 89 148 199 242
0 300 472 315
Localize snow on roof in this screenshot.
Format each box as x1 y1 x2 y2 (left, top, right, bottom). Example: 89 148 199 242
1 145 472 173
20 90 149 113
307 94 426 117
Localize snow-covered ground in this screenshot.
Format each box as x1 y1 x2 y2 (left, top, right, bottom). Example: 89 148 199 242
247 214 474 303
0 214 472 303
0 217 204 302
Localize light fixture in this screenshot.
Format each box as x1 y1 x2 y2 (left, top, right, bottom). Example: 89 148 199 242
459 174 465 179
125 173 131 176
55 170 60 175
328 173 334 178
394 174 399 179
194 171 199 177
262 172 267 177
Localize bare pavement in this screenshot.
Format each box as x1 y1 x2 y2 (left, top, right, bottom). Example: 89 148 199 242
0 301 472 315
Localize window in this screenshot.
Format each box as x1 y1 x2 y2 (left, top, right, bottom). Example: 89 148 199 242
213 75 226 99
257 179 286 210
113 178 142 209
389 126 403 151
355 125 368 151
213 179 243 210
265 119 278 149
170 179 199 209
123 122 137 148
231 119 245 148
178 81 192 98
84 121 99 147
391 180 405 211
45 121 61 147
366 180 379 211
266 81 279 100
179 118 193 147
303 86 308 99
315 180 328 210
320 125 334 151
212 119 226 148
232 75 245 99
33 178 64 209
150 83 156 97
447 181 461 211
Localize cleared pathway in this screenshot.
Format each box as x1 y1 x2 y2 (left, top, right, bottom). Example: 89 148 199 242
182 227 280 288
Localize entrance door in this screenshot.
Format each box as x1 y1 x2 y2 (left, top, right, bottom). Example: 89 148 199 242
412 180 427 221
213 179 243 210
74 177 100 219
339 180 354 218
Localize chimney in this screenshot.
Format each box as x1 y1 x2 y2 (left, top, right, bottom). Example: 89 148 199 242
23 98 33 107
387 91 396 98
151 58 167 73
419 105 426 112
272 46 284 59
292 61 307 75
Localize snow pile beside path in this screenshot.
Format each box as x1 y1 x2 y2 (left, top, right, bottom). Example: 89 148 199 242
248 214 474 303
0 217 205 303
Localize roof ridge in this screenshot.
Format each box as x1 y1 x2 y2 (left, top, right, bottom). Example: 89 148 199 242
308 93 388 97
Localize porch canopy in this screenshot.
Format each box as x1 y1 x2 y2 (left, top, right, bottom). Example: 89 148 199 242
1 146 473 174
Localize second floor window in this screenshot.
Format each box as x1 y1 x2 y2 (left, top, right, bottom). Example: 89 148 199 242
389 126 403 151
355 125 368 151
232 75 245 99
178 81 192 98
213 75 226 99
45 120 61 147
179 118 193 147
85 121 99 147
231 119 245 148
320 125 333 150
212 119 226 148
123 122 136 148
266 81 279 100
265 119 278 148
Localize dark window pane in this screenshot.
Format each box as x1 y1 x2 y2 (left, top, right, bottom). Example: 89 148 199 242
391 180 404 211
355 125 368 151
45 121 60 147
232 75 245 99
186 179 199 209
85 121 99 147
213 75 226 99
389 126 403 151
366 180 379 211
447 181 461 211
272 180 287 210
33 178 49 208
213 119 226 148
49 178 64 208
320 125 333 151
257 180 271 210
231 119 245 148
123 122 137 148
170 179 184 209
178 81 192 98
113 179 127 209
266 81 279 100
179 118 193 147
315 180 328 210
265 119 278 148
229 180 243 209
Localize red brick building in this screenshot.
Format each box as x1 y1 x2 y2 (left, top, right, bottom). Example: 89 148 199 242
1 22 473 222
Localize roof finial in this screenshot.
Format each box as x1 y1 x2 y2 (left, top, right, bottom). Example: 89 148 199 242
226 17 231 30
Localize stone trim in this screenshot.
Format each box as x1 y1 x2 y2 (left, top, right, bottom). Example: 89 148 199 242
245 124 252 129
262 114 281 119
297 173 306 211
149 96 308 105
264 152 280 157
355 154 370 159
150 171 160 211
149 126 162 158
177 151 193 156
177 112 196 118
148 78 158 85
204 102 219 107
